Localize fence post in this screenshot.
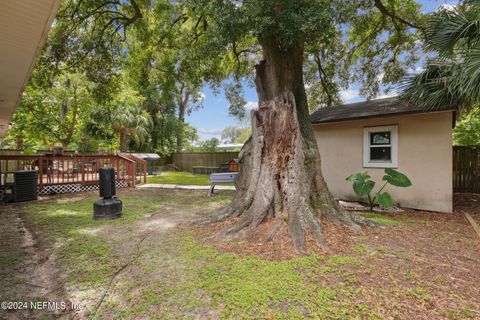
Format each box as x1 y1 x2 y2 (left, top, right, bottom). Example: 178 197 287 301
81 156 85 185
144 161 147 184
38 155 44 188
117 157 121 181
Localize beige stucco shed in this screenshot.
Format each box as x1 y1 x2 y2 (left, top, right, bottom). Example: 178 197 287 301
311 97 455 213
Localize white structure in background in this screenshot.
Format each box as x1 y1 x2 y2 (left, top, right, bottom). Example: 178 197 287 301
218 143 244 149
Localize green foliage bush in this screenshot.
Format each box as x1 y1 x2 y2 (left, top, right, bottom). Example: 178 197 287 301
346 168 412 210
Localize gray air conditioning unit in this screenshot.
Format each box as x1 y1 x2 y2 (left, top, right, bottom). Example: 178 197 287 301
4 171 38 203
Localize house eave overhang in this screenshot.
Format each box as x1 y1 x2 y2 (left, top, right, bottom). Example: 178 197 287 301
0 0 61 138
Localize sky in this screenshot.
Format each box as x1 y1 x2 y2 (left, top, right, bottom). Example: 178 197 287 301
186 0 458 141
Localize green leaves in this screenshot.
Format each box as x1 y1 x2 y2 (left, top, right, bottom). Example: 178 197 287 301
346 169 412 210
376 192 394 209
346 172 375 197
453 106 480 146
353 180 375 198
382 168 412 188
401 1 480 112
345 172 370 183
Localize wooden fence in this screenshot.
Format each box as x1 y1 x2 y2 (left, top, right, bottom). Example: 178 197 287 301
453 146 480 193
171 147 480 192
172 152 239 172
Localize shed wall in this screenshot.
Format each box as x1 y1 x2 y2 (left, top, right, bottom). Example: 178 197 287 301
313 111 453 212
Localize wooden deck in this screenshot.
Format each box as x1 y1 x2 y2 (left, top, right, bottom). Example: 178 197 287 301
0 154 147 188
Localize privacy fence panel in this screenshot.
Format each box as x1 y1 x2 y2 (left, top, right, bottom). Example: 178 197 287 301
172 152 239 172
453 146 480 193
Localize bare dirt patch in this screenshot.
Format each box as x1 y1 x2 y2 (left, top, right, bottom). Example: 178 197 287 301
0 203 75 320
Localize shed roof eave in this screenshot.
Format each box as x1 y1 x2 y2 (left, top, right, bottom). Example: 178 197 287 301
311 109 456 125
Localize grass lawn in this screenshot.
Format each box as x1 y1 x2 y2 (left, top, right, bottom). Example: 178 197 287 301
1 190 479 319
147 171 211 185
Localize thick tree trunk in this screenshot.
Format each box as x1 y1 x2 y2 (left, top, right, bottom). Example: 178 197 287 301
176 93 188 152
119 128 129 152
15 136 24 150
176 110 185 153
213 38 367 254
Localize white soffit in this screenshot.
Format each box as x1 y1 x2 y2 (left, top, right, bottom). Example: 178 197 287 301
0 0 61 137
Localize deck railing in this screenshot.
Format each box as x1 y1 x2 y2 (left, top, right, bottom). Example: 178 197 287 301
0 154 137 188
121 154 147 184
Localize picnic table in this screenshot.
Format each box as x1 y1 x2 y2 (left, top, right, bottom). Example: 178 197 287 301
208 172 239 196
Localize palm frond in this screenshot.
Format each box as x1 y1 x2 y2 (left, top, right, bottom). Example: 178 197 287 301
426 8 478 57
401 2 480 113
400 59 471 111
463 47 480 102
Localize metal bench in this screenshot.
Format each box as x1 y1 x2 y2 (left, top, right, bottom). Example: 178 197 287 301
208 172 239 196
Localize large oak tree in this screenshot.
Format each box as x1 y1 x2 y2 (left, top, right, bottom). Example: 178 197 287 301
184 0 424 253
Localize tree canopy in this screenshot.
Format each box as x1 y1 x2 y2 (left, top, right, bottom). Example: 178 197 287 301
185 0 424 110
4 0 205 152
3 0 428 153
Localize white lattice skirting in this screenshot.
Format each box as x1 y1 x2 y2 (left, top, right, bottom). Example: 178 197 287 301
0 181 128 201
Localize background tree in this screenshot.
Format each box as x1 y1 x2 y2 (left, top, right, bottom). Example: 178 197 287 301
454 107 480 146
221 126 251 144
198 137 220 152
5 0 205 154
235 127 252 145
8 72 95 149
116 0 212 152
402 1 480 146
4 0 145 151
109 86 152 152
221 126 242 144
45 0 144 100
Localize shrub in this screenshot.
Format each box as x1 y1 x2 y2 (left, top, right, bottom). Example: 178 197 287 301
346 168 412 210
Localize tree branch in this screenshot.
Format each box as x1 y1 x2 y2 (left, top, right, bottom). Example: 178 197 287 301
373 0 422 30
59 0 143 69
347 20 383 60
314 52 335 107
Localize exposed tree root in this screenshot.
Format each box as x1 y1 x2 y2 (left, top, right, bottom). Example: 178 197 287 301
266 219 285 241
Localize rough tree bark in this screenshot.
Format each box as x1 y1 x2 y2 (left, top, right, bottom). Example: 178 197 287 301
211 38 370 254
15 136 24 150
119 128 129 152
176 87 189 152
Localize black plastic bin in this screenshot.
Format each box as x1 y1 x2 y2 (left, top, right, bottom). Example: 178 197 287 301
4 171 38 202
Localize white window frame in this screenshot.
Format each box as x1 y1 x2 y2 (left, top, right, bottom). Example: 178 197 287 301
363 125 398 168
